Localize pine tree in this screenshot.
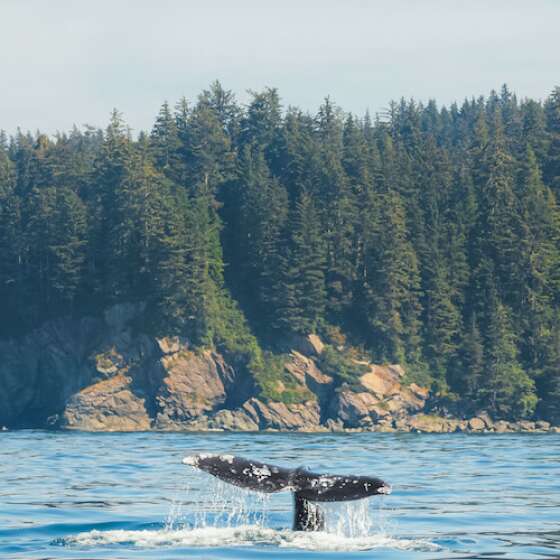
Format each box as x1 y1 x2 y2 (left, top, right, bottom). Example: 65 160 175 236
514 147 559 364
274 190 326 334
182 180 225 345
481 297 537 418
422 257 461 391
473 110 520 308
363 188 423 366
544 87 560 192
150 101 181 178
90 110 132 301
0 192 23 333
233 147 288 326
150 185 191 332
536 310 560 423
180 95 233 195
240 88 282 151
452 313 484 400
315 100 357 318
48 187 87 309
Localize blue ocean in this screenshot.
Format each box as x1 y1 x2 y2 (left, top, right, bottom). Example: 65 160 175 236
1 431 559 559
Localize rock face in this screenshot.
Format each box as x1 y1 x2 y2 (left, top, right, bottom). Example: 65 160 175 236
64 374 151 431
155 350 231 427
241 398 322 431
0 313 104 427
328 364 428 428
1 305 556 432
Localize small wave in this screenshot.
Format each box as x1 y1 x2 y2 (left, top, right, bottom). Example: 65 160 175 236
60 525 440 552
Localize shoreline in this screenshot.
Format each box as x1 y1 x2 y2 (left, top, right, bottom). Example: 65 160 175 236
4 418 559 434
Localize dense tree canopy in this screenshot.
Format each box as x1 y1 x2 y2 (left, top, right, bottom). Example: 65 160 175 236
1 83 560 422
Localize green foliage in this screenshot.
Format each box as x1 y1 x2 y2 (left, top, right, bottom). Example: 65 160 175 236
480 300 537 418
256 352 313 404
2 83 560 420
318 345 369 387
273 189 326 334
205 288 311 404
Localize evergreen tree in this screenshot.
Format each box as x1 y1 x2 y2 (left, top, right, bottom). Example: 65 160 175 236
481 296 537 418
544 87 560 192
90 110 132 301
233 147 288 326
1 84 560 420
150 101 181 178
274 190 326 334
48 187 87 308
0 192 23 333
362 188 423 366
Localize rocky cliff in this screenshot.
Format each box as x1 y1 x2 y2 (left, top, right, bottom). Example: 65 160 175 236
0 304 557 432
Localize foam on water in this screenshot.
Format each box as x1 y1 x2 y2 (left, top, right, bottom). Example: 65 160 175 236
62 525 440 552
60 471 429 552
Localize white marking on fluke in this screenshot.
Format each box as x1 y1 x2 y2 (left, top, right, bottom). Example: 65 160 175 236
252 465 271 479
182 455 210 466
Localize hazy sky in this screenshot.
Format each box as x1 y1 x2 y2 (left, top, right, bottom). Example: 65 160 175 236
1 0 558 135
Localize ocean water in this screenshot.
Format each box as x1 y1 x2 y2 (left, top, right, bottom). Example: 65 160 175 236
1 431 559 559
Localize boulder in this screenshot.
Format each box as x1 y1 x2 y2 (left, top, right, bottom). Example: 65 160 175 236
494 420 510 433
324 418 344 432
359 364 404 398
285 351 333 401
307 334 325 355
358 365 427 413
516 420 537 431
476 412 494 430
207 409 260 431
329 389 385 427
156 336 186 355
283 333 325 357
468 417 486 431
328 361 428 429
63 374 151 431
454 420 469 432
408 414 455 433
394 417 412 431
242 398 321 431
154 350 229 426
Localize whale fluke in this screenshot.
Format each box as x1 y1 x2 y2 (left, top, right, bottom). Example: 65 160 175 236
182 454 391 531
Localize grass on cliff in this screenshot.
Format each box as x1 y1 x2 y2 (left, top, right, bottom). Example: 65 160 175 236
209 289 312 404
318 345 369 389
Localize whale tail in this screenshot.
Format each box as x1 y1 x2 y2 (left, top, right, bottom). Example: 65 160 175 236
182 454 391 531
293 492 325 531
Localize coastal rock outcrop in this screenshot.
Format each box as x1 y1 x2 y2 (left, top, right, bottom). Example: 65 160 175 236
1 305 556 432
154 350 232 427
328 364 429 428
63 374 151 431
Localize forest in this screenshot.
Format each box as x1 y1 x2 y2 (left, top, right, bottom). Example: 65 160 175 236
1 83 559 422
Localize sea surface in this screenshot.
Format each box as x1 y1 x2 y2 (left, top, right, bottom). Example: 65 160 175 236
1 431 559 559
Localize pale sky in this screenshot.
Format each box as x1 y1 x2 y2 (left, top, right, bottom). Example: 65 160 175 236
1 0 558 136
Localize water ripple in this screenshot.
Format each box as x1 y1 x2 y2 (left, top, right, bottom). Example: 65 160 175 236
0 431 558 559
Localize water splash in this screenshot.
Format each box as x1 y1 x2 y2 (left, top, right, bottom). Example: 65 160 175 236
60 468 436 552
62 525 440 552
165 477 272 531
